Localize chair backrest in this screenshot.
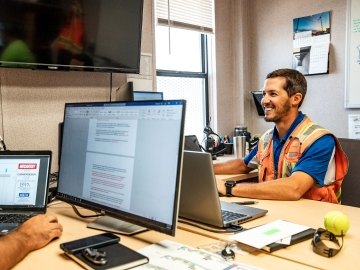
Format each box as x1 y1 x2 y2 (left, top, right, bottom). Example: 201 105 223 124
338 138 360 207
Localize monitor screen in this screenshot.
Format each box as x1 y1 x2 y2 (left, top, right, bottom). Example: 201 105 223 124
56 100 186 236
133 91 164 101
251 91 265 116
0 0 143 73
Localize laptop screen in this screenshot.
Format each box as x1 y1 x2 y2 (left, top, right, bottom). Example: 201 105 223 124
0 151 52 210
57 100 186 236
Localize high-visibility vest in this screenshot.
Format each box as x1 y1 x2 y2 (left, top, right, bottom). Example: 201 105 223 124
256 116 348 203
56 2 84 54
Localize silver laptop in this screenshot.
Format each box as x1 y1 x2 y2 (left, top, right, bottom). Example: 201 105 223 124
0 151 52 234
179 151 267 229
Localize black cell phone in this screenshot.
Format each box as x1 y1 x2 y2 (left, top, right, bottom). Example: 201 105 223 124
60 232 120 254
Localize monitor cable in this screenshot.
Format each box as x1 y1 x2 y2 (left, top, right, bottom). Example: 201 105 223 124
0 77 6 151
0 135 7 151
109 72 113 102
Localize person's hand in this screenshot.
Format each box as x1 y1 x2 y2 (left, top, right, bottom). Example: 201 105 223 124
16 214 63 251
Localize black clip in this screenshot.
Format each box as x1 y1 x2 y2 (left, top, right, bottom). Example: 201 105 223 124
82 247 108 265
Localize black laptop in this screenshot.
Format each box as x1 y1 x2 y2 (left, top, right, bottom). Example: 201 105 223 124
0 151 52 234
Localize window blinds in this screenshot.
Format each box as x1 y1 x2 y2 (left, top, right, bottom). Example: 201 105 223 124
156 0 214 33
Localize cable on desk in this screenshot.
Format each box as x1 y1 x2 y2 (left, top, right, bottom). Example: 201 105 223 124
71 204 104 218
178 218 244 233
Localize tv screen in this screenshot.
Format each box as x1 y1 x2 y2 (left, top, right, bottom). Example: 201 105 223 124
133 91 163 101
0 0 143 73
56 100 186 236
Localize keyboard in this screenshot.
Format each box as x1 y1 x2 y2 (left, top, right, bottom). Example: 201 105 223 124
0 214 32 224
222 210 246 223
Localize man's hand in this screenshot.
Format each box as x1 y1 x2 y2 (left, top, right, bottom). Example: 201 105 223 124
0 214 63 270
17 214 63 251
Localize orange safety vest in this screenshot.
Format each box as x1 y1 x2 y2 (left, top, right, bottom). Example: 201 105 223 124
56 1 84 54
256 116 348 204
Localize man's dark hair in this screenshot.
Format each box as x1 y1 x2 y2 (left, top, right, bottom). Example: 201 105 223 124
266 68 307 107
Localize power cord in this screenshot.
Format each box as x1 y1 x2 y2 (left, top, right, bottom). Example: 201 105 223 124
0 135 7 151
178 218 244 233
0 74 6 150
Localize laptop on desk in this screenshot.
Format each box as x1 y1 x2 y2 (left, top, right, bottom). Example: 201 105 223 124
179 151 267 230
0 151 52 235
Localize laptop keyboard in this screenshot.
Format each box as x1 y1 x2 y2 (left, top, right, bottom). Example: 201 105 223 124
222 210 246 223
0 214 33 224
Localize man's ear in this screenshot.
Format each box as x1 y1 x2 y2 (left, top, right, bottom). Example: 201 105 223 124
292 93 303 106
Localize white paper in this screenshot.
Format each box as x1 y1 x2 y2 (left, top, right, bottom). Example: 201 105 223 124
348 114 360 139
308 43 329 74
230 220 310 249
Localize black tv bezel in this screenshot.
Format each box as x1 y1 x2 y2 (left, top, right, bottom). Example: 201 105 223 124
56 100 186 236
0 0 144 74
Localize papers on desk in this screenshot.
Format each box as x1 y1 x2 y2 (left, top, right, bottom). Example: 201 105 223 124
231 220 310 249
137 239 265 270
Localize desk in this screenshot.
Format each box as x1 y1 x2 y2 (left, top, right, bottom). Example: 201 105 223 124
14 201 319 270
179 198 360 270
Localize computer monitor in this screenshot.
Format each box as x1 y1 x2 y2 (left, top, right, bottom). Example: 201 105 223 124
133 91 164 101
56 100 186 236
251 91 265 116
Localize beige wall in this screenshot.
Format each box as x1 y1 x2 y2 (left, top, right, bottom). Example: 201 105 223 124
215 0 358 139
214 0 251 137
1 0 356 172
0 0 154 172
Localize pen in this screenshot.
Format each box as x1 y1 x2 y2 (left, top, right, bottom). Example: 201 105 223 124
235 201 257 205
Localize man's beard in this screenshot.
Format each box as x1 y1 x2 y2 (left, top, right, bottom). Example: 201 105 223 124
264 100 291 122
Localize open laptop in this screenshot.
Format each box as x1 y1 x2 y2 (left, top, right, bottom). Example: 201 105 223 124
179 150 267 229
0 151 52 234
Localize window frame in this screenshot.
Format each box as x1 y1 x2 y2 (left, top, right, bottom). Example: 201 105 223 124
156 34 210 125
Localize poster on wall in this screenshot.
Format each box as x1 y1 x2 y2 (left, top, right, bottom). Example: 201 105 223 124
292 11 330 75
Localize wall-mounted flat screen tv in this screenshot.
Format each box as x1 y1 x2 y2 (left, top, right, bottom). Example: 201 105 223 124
0 0 143 73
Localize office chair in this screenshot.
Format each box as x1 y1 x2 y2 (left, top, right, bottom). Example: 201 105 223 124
338 138 360 207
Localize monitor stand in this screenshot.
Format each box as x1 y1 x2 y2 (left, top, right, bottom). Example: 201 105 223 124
87 216 147 235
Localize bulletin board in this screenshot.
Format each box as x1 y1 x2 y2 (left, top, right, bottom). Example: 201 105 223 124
345 0 360 108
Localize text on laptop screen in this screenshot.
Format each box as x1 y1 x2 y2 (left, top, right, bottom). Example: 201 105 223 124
57 100 186 236
0 151 51 209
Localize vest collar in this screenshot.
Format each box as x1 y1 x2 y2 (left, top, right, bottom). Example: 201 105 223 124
273 111 305 144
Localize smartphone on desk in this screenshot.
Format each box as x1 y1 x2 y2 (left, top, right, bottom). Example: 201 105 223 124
60 232 120 254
